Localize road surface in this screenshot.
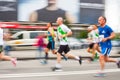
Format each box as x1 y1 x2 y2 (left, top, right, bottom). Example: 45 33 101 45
0 59 120 80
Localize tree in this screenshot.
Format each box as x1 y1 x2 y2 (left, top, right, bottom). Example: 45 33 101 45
77 30 88 39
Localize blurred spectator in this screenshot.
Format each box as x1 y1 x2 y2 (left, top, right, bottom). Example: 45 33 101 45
36 35 46 50
29 0 76 23
34 34 47 63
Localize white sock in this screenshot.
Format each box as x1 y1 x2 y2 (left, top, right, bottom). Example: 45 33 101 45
55 63 62 68
116 60 119 63
98 70 104 73
11 58 14 61
75 56 79 60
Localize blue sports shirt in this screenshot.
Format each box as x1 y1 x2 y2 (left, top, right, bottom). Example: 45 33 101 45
98 25 113 48
47 31 54 42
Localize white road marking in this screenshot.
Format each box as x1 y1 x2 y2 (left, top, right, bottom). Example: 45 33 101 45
0 69 120 79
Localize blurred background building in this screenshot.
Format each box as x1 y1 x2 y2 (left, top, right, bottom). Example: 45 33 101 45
105 0 120 33
0 0 17 21
0 0 120 33
79 0 104 24
0 0 120 50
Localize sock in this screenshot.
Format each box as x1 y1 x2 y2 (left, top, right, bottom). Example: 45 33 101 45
75 56 79 60
45 53 48 60
11 58 15 61
98 70 104 73
55 63 62 68
94 53 99 59
116 60 119 63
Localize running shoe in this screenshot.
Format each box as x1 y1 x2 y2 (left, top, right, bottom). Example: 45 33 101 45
62 55 68 61
11 58 17 67
40 60 47 65
51 67 63 71
61 54 68 61
79 56 82 65
116 60 120 68
94 72 106 77
89 57 94 61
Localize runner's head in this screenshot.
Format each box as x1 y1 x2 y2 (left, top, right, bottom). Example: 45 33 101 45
47 22 53 28
98 16 106 27
92 24 98 30
87 25 93 32
56 17 63 25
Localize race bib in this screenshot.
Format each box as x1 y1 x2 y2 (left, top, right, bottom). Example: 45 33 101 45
99 35 104 42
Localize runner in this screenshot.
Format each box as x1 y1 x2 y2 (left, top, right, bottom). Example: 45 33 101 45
43 22 57 64
95 16 120 77
52 17 82 71
0 27 17 67
87 25 100 62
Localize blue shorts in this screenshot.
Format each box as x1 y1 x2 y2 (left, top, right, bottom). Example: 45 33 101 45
101 47 111 56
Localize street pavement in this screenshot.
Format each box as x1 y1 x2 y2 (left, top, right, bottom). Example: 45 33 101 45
0 60 120 80
0 47 118 80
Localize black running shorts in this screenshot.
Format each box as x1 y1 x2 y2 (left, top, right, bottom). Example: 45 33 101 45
57 45 70 54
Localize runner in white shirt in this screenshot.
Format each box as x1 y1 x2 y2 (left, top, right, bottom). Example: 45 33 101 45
87 25 101 61
52 17 82 71
0 27 17 66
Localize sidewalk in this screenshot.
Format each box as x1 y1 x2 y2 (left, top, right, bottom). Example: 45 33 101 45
9 48 120 60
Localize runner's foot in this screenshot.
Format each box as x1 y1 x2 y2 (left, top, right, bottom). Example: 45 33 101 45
51 67 63 71
116 60 120 68
61 54 67 61
62 55 68 61
79 56 82 65
94 72 106 77
40 60 47 64
11 58 17 67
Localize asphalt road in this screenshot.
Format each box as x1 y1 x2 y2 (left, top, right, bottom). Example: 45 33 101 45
0 59 120 80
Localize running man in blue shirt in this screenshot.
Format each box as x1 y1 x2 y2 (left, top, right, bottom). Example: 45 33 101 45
95 16 120 77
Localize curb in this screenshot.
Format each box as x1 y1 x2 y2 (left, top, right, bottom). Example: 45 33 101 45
16 56 120 60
